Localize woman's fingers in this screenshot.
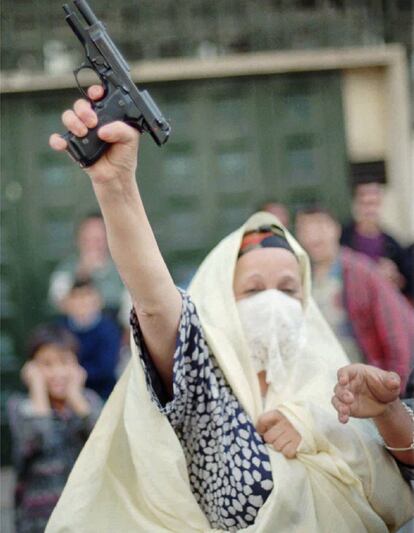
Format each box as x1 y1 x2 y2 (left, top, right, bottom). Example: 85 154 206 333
87 84 105 101
263 425 286 445
62 109 88 137
280 440 298 459
259 411 301 457
271 433 290 452
256 410 284 435
49 85 135 151
337 364 357 386
364 367 401 402
269 431 300 458
63 98 99 133
333 383 354 404
49 133 67 151
73 98 98 129
49 94 100 153
331 395 350 423
98 121 138 145
383 371 401 391
53 96 98 145
258 414 302 458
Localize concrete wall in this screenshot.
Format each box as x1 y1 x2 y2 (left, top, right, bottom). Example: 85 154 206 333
342 67 387 162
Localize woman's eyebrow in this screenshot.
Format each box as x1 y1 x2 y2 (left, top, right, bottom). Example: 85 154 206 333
278 273 300 284
244 273 263 283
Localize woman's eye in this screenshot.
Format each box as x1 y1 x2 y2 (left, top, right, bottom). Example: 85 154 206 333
245 288 261 295
280 287 302 301
281 288 295 295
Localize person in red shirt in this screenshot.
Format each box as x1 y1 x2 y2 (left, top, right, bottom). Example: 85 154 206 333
296 207 414 397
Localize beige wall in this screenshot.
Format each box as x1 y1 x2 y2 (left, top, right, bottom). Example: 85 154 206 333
342 68 386 162
342 59 413 242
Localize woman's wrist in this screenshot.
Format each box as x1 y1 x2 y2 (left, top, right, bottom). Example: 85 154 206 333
373 399 414 462
382 403 414 452
91 166 136 189
92 172 140 209
373 398 401 424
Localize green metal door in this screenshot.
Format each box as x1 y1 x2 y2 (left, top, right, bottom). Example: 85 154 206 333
1 70 349 463
140 71 349 282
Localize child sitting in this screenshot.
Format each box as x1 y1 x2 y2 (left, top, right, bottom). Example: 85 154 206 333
7 325 102 533
59 277 122 399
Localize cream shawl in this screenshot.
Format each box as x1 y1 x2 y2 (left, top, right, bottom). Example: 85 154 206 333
46 212 413 533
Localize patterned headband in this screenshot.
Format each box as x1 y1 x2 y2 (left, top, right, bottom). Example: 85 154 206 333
238 225 294 258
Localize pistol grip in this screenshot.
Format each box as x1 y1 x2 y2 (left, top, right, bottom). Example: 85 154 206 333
62 88 134 167
63 126 107 167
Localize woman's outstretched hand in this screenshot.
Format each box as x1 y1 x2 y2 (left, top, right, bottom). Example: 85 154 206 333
49 85 140 185
332 363 401 423
257 410 301 459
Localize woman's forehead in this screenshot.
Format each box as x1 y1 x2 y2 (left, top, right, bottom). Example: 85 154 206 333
235 247 301 279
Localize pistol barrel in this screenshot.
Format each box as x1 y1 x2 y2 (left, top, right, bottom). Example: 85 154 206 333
63 4 88 44
74 0 98 26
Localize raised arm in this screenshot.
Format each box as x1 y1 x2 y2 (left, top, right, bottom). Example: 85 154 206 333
332 363 414 466
49 85 182 392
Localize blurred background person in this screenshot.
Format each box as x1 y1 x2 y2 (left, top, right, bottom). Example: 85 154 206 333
295 206 414 396
7 324 102 533
58 277 122 400
48 212 125 318
259 201 290 229
340 181 406 292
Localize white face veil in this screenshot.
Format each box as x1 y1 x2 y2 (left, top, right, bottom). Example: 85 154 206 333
237 289 307 388
46 212 413 533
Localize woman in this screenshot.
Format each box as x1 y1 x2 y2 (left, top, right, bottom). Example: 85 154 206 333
47 87 413 532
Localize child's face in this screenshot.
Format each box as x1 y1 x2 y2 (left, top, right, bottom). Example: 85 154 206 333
64 286 102 326
34 344 78 400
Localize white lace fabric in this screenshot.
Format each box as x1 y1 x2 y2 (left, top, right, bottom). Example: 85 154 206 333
237 289 306 387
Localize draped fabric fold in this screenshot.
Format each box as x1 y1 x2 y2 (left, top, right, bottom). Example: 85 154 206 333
46 212 413 533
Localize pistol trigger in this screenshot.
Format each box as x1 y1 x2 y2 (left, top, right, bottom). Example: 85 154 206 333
73 63 92 100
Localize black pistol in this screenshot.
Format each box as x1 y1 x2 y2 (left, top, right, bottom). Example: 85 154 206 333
61 0 171 167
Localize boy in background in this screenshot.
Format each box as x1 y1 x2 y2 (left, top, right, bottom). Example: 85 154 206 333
8 325 102 533
340 181 406 291
59 277 122 399
48 213 124 317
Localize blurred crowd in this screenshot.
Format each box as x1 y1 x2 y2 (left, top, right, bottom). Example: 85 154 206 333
7 213 132 533
264 180 414 396
6 179 414 532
